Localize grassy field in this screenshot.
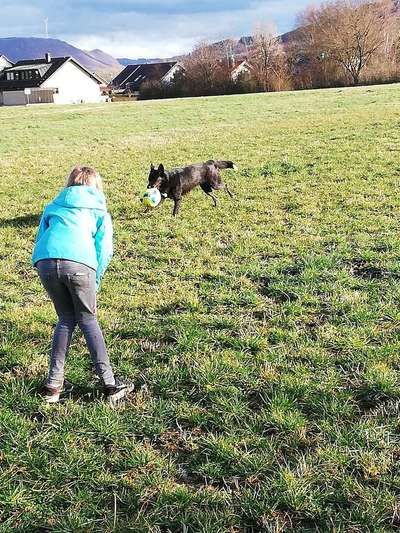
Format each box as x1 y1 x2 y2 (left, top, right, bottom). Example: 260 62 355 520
1 85 400 532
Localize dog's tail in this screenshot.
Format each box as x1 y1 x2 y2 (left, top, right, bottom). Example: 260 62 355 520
210 160 238 171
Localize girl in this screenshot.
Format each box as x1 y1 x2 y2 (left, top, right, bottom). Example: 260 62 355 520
33 166 132 405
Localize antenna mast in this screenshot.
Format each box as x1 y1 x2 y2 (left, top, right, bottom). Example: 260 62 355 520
44 17 49 39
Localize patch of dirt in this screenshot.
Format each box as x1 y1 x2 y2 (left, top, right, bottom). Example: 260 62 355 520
348 258 394 280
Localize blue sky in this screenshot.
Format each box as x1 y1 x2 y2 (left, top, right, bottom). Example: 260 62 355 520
1 0 320 58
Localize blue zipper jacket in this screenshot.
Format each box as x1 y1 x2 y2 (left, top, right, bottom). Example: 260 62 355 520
32 186 113 289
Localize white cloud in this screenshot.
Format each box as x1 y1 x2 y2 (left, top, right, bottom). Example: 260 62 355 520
67 1 311 58
1 0 318 58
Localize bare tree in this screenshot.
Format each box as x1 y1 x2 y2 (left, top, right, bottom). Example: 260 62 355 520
250 25 291 91
359 1 400 83
299 0 391 85
183 42 234 96
221 38 237 69
183 42 220 95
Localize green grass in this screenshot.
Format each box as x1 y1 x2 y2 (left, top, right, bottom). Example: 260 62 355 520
1 85 400 532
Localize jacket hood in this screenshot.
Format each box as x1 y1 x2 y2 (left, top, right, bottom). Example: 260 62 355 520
52 186 107 210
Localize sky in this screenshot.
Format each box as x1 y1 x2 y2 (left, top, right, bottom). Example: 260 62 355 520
1 0 319 59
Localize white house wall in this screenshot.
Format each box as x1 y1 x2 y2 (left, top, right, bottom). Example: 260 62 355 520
0 57 12 73
41 61 102 104
231 63 252 81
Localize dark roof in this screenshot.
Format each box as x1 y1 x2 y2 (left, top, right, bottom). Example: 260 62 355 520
112 61 177 90
0 56 102 91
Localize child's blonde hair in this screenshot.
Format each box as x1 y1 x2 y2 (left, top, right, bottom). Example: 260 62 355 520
66 166 103 191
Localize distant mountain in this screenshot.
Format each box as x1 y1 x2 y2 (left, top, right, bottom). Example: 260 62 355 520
210 37 251 58
86 48 122 69
117 31 300 68
278 29 304 44
190 31 302 62
118 57 166 66
0 37 122 81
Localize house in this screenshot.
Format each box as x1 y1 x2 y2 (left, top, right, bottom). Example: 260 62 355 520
0 54 13 72
231 60 254 82
0 55 13 105
0 53 104 106
112 61 182 96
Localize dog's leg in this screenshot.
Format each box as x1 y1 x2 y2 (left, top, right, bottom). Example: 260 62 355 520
201 183 218 207
205 191 218 207
172 183 183 216
225 184 234 198
173 197 182 216
211 182 234 199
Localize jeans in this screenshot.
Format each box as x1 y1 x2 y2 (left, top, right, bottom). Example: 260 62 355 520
36 259 115 388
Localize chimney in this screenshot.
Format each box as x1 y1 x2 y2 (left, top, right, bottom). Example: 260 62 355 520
45 53 51 63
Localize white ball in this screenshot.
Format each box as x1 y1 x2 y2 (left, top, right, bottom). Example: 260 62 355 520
142 188 162 208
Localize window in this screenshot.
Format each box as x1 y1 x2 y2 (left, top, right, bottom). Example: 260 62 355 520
5 69 40 82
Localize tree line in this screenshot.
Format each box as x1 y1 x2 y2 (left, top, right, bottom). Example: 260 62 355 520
139 0 400 99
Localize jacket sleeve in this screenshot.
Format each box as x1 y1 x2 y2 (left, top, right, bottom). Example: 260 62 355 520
35 212 49 244
95 212 113 290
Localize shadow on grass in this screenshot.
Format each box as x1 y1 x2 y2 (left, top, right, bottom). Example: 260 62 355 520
0 213 41 228
31 382 108 407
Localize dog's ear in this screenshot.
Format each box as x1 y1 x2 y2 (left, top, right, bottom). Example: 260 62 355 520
158 164 165 174
150 163 154 170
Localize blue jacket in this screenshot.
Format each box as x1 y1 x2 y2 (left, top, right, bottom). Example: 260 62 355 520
32 186 113 289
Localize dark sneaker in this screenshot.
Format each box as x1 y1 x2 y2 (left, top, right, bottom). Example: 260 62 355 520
42 379 74 404
104 378 134 407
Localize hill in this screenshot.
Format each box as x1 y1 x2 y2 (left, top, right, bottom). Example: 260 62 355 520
0 84 399 530
113 31 301 69
0 37 122 81
118 57 164 66
174 30 302 64
85 48 122 70
118 56 182 66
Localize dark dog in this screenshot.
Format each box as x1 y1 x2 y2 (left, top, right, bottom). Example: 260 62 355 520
147 160 236 216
